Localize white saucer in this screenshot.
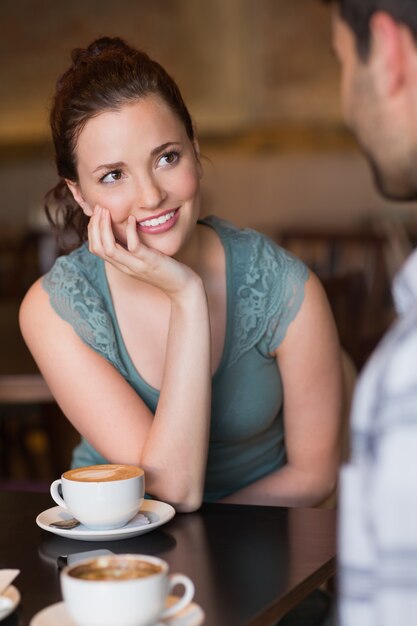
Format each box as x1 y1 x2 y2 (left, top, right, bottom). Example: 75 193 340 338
0 586 20 621
36 500 175 542
30 597 205 626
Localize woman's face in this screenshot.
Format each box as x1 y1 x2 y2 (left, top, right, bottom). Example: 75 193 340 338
67 95 202 258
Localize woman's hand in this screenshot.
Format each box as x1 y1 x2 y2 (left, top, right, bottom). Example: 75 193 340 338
88 206 198 298
20 202 213 512
81 204 212 510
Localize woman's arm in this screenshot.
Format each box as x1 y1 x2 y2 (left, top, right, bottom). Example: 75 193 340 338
20 210 212 512
220 272 344 507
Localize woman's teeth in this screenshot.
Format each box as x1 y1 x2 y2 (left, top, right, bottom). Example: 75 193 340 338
139 211 176 227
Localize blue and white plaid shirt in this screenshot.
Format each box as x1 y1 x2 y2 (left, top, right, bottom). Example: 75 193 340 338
339 247 417 626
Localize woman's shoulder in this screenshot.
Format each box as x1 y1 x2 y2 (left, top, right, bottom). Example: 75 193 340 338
40 244 107 332
33 244 127 375
19 275 69 349
203 214 309 281
43 244 99 288
21 243 103 314
20 276 52 320
204 216 310 362
41 244 105 311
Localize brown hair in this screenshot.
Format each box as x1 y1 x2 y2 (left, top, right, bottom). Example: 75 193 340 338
45 36 195 250
321 0 417 59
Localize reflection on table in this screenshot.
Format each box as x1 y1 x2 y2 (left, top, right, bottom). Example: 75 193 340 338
0 490 336 626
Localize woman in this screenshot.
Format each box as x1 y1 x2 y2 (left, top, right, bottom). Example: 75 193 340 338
20 37 343 512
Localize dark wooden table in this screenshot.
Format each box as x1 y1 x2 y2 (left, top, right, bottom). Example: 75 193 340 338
0 490 337 626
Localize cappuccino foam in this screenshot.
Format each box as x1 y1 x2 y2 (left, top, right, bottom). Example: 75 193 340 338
69 557 162 581
63 464 143 483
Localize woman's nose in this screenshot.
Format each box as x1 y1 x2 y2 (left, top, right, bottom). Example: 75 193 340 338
136 174 166 211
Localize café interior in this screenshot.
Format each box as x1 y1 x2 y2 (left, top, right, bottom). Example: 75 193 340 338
4 0 417 506
2 0 415 491
3 1 417 623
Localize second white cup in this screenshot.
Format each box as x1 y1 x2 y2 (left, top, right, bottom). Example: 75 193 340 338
61 554 195 626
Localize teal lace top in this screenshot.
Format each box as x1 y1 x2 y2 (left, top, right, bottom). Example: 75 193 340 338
42 215 309 501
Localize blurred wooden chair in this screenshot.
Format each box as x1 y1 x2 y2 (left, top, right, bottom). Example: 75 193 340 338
0 302 58 482
0 375 53 404
339 349 357 464
0 228 80 487
375 216 413 281
275 227 395 370
0 298 79 483
0 372 80 484
321 271 368 369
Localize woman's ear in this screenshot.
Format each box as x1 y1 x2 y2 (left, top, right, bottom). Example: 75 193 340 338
65 180 93 216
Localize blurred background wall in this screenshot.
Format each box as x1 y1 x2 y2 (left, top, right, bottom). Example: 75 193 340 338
2 0 417 235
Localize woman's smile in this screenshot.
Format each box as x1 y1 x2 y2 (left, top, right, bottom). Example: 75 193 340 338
137 208 179 234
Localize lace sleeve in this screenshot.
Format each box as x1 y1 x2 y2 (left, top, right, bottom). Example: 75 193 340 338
42 248 128 377
228 228 309 364
263 241 309 354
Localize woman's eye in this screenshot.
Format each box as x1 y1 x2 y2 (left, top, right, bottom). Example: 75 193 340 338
100 170 123 184
159 151 180 167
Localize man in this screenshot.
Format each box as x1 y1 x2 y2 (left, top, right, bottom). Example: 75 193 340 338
321 1 417 625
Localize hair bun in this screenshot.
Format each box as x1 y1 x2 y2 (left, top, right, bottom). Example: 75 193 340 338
71 37 131 67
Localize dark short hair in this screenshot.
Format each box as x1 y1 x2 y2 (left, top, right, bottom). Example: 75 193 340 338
322 0 417 59
46 37 196 249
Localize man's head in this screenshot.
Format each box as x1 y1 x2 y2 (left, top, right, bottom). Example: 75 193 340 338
323 0 417 200
324 1 417 60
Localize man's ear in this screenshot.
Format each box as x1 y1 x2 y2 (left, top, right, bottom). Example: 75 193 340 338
65 180 93 216
370 12 406 97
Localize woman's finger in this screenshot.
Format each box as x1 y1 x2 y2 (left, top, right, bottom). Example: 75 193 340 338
126 215 142 254
87 206 105 255
87 206 141 276
100 208 118 258
88 207 176 287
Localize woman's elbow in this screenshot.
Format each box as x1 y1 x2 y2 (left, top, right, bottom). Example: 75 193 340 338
167 478 204 512
174 496 203 513
144 471 204 513
311 469 339 507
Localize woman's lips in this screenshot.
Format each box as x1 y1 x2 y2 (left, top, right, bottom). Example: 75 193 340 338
137 209 179 234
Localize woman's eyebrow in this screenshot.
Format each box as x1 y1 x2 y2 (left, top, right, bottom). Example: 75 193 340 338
93 161 126 174
151 141 182 157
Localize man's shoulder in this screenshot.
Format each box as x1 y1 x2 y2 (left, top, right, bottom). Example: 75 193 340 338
351 305 417 439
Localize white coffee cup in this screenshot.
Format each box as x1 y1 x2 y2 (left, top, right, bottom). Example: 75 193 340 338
61 554 195 626
50 464 144 530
